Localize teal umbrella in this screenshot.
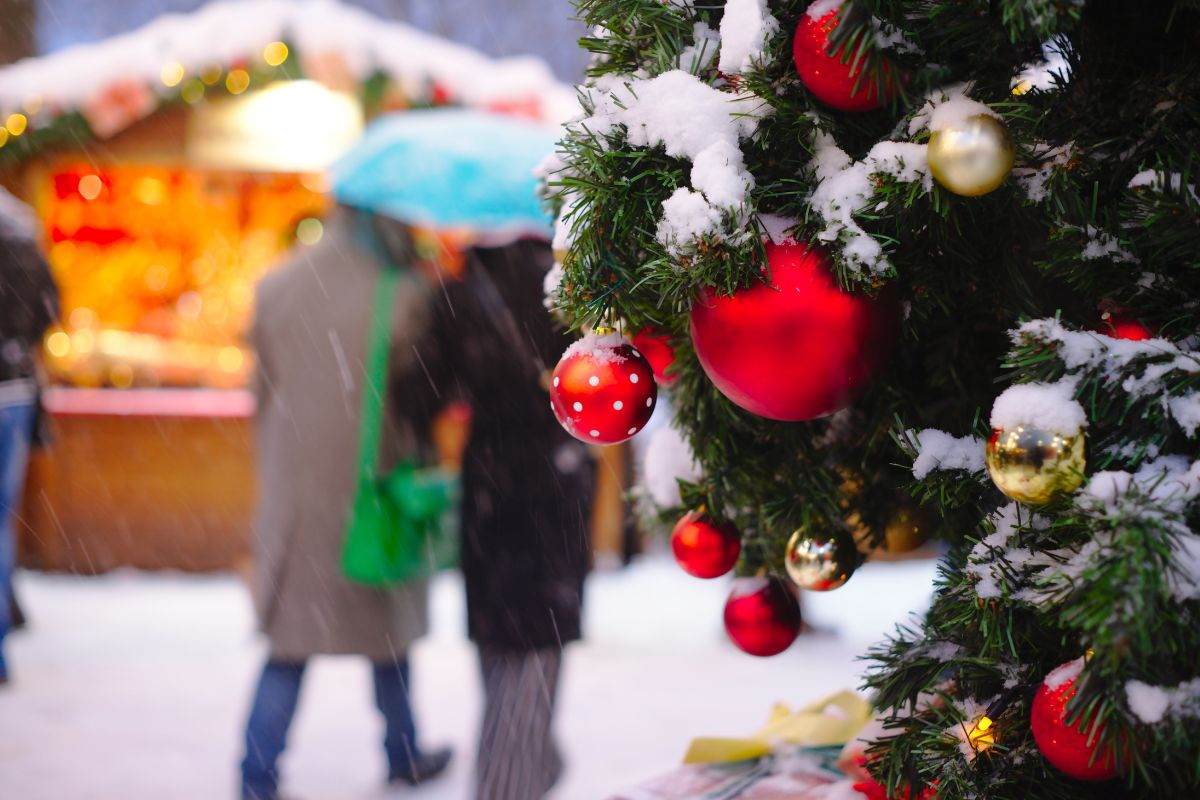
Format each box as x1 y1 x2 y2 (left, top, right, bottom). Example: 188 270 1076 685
331 109 558 237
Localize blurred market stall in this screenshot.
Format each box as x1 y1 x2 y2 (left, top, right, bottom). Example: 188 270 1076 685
0 0 571 573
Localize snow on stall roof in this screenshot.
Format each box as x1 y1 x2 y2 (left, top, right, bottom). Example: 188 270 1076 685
0 0 575 123
717 0 781 76
990 379 1086 433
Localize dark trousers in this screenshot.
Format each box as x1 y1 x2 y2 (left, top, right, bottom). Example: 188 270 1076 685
475 646 563 800
240 658 419 800
0 398 33 683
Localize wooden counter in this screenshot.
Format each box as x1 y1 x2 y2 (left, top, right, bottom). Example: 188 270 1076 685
18 388 256 573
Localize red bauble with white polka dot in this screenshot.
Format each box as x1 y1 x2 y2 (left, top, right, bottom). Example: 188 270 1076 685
550 332 658 445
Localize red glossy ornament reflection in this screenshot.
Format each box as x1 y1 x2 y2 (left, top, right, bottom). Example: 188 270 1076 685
723 576 802 657
670 511 740 579
631 328 677 385
550 337 657 445
793 5 887 112
1031 664 1125 781
689 241 897 421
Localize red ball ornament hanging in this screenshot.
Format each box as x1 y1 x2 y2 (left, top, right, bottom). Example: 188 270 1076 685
793 3 888 112
689 240 898 421
550 332 658 445
670 510 741 579
631 328 678 386
1030 659 1126 782
1098 306 1156 341
723 576 802 657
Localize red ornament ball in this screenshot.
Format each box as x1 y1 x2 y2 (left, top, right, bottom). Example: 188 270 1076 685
1031 660 1125 781
723 576 802 657
631 328 678 385
689 240 898 421
670 510 741 579
550 334 657 445
1100 309 1156 341
793 5 886 112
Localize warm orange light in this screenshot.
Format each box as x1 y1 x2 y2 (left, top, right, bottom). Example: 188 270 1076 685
967 715 996 754
263 41 289 66
0 129 8 148
225 69 251 95
161 62 185 88
201 65 223 86
78 174 104 200
181 80 205 105
45 330 71 358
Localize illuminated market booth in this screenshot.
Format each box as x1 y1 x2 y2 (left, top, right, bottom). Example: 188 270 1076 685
0 0 571 572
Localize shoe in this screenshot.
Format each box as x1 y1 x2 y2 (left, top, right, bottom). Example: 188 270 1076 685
389 747 453 786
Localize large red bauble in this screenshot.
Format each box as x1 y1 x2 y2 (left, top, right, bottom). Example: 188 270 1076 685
1031 662 1125 781
670 510 741 579
631 328 677 385
723 576 802 657
550 335 657 445
689 240 897 421
794 6 885 112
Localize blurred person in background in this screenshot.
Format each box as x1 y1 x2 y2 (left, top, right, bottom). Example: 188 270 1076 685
0 186 58 687
407 238 595 800
240 207 451 800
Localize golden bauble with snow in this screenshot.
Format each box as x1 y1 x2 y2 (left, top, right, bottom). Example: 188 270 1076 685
927 114 1015 197
985 424 1086 505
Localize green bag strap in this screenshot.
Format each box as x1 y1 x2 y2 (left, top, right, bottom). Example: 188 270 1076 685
356 266 401 483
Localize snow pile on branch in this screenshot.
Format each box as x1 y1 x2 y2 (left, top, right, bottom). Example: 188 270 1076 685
678 22 721 75
717 0 780 75
1169 394 1200 437
1128 170 1200 203
640 423 702 508
1080 225 1137 263
806 0 845 19
808 130 930 276
578 69 768 255
1014 38 1072 93
907 428 986 479
990 380 1087 433
909 84 1000 136
0 0 575 125
1126 678 1200 724
1015 318 1200 400
966 504 1050 600
1014 142 1073 202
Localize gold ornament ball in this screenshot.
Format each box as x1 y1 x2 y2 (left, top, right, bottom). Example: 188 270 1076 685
986 425 1086 505
850 504 933 556
927 114 1016 197
784 529 857 591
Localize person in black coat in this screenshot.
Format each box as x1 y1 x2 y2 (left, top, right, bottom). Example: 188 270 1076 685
401 237 594 799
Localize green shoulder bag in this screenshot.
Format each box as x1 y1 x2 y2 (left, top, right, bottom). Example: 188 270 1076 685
341 267 459 586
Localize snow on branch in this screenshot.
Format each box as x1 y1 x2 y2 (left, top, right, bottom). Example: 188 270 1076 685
808 130 930 277
907 428 986 480
717 0 780 76
1014 318 1200 400
1126 677 1200 724
576 69 769 256
989 379 1086 432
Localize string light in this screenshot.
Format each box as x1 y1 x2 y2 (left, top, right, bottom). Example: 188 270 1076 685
263 41 289 66
6 113 28 136
225 69 251 95
78 174 103 201
160 62 185 88
966 714 996 755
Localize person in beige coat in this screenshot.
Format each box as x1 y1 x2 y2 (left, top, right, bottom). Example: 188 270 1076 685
239 208 451 800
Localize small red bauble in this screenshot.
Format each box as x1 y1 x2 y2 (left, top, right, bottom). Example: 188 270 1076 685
1031 661 1125 781
723 576 802 657
1099 309 1156 341
550 333 657 445
793 5 886 112
689 240 897 421
631 328 677 385
852 777 937 800
670 510 741 579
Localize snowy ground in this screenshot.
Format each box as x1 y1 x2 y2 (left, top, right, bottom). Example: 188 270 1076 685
0 555 939 800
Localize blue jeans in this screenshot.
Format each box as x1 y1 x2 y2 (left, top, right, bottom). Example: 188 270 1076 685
241 658 420 800
0 398 34 683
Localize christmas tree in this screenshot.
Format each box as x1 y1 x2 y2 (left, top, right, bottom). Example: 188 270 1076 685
540 0 1200 797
